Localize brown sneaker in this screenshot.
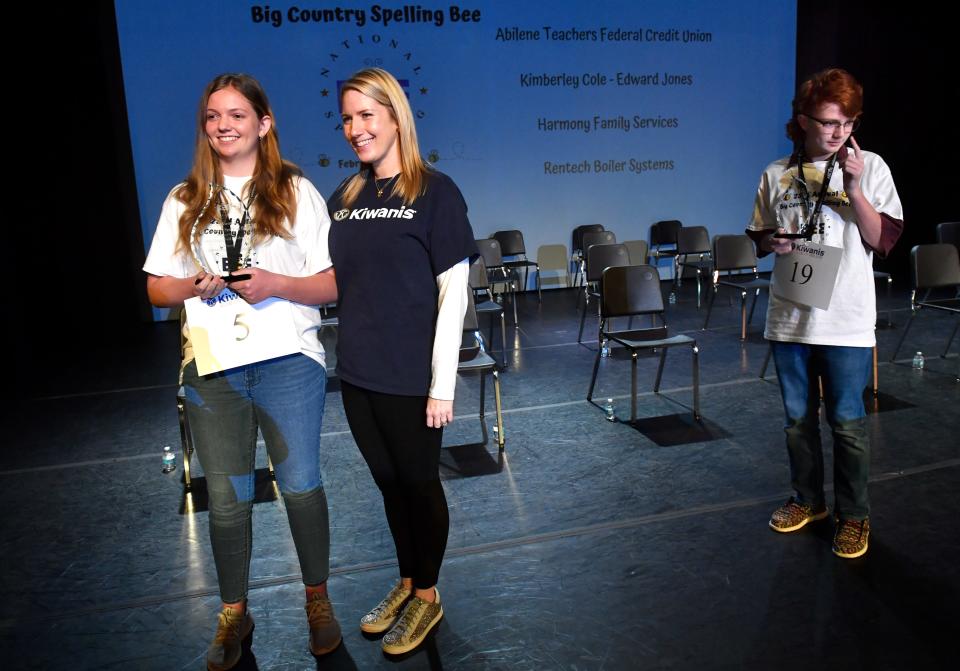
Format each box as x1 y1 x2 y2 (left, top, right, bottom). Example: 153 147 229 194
833 517 870 558
206 606 254 671
360 581 413 634
769 497 829 533
381 588 443 655
305 592 342 655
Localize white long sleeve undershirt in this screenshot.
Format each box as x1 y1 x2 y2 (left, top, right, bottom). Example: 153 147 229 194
429 258 470 400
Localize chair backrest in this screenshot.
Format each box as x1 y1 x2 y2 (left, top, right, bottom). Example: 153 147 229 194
623 240 649 266
469 255 490 290
601 265 664 318
493 230 526 257
677 226 711 255
937 222 960 253
712 234 758 272
572 224 605 254
582 230 616 255
911 243 960 290
475 238 504 267
586 243 630 284
536 243 569 288
650 220 682 246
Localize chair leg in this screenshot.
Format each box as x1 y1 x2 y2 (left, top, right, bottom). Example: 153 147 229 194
944 319 959 357
493 370 504 451
511 280 519 327
691 343 701 419
739 289 748 341
267 455 275 480
535 263 542 303
872 345 879 397
631 351 639 422
891 311 917 361
748 287 761 325
654 347 668 392
177 396 193 491
499 313 508 368
577 298 589 344
479 371 487 418
760 342 773 378
703 286 718 329
587 347 603 402
695 271 702 309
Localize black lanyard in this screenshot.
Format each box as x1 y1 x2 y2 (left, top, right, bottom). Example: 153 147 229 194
794 151 837 239
216 185 256 272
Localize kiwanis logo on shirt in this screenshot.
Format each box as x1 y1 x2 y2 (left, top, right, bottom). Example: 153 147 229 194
333 207 418 221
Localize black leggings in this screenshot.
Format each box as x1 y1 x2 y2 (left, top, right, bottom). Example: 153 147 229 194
341 380 449 589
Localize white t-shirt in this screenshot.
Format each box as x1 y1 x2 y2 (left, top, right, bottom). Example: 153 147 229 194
748 151 902 347
143 174 333 367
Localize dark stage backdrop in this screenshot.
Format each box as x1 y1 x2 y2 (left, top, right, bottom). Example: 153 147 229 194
112 0 796 319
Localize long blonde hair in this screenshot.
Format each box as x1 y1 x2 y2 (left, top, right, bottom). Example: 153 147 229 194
175 73 300 252
338 68 430 207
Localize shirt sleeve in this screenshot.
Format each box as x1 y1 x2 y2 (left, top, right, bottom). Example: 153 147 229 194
861 153 904 258
295 177 333 275
143 186 194 278
429 259 470 400
428 174 479 276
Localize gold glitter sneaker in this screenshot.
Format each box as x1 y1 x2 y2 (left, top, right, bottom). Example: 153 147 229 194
769 497 828 533
305 592 342 655
833 517 870 558
360 581 413 634
206 606 254 671
381 588 443 655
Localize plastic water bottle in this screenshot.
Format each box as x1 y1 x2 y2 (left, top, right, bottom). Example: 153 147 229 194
492 424 499 443
161 446 176 473
604 398 616 421
668 289 677 305
912 351 925 370
600 339 610 358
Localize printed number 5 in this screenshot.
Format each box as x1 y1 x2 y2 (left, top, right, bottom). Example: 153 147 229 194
234 314 250 341
790 262 813 285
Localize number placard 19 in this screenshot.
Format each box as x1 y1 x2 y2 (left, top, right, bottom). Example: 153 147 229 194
772 241 842 310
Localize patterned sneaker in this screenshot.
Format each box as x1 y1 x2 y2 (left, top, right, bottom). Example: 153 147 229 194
769 497 829 533
833 517 870 558
305 592 342 655
360 581 413 634
206 606 254 671
381 588 443 655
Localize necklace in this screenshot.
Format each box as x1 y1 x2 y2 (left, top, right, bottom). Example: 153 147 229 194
374 174 398 198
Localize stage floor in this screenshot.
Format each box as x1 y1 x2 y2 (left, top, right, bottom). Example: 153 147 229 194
2 280 957 670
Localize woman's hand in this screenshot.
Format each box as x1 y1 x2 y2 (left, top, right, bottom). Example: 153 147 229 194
227 267 282 304
426 397 453 429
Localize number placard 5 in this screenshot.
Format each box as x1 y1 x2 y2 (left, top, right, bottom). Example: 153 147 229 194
184 289 300 375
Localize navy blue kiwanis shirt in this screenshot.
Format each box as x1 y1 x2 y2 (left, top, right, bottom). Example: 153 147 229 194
328 171 477 396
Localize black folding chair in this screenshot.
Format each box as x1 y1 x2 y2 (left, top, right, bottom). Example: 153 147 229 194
702 234 769 341
587 265 701 421
493 230 541 303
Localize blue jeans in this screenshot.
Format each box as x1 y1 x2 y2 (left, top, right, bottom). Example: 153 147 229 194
771 342 872 521
183 353 330 602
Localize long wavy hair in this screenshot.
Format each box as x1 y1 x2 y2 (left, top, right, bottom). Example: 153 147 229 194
786 67 863 147
337 68 430 208
175 73 300 252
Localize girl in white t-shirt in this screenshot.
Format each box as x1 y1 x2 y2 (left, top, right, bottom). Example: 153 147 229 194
143 73 340 669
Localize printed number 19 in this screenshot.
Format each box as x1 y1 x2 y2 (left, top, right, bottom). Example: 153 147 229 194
234 314 250 341
790 262 813 285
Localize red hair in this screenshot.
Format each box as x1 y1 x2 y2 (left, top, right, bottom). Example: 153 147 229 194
786 68 863 145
